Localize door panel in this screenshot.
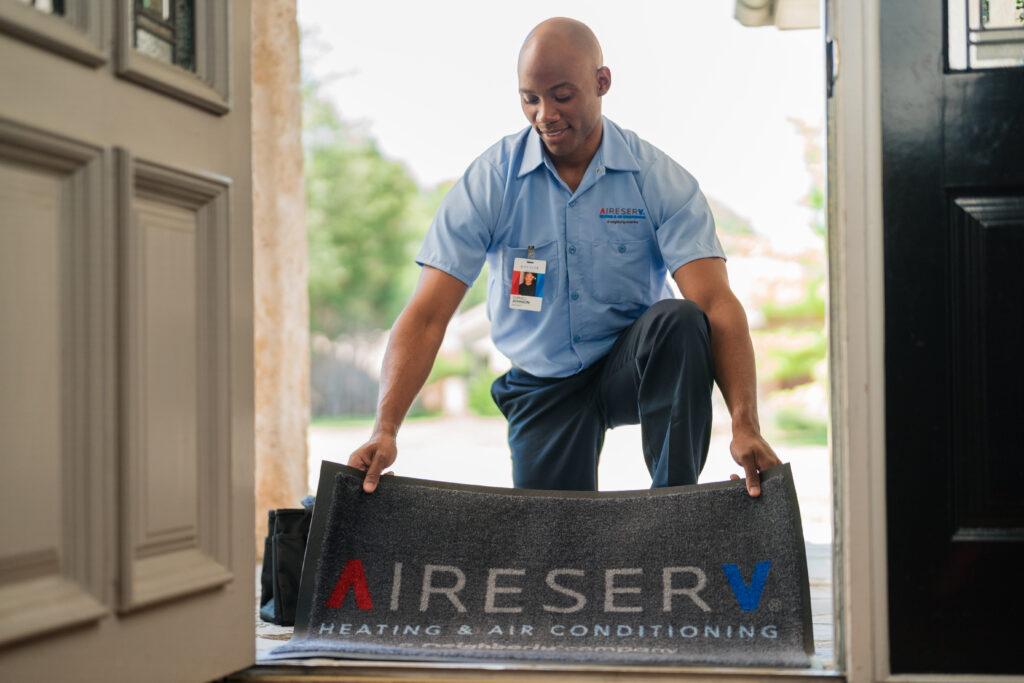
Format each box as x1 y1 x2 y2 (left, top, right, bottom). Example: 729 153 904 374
882 0 1024 674
0 123 110 647
119 152 235 613
0 1 253 680
949 196 1024 540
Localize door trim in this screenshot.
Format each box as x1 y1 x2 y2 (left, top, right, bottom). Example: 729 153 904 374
0 0 107 67
828 0 888 681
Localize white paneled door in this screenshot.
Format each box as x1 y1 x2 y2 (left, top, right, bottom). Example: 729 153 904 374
0 1 254 680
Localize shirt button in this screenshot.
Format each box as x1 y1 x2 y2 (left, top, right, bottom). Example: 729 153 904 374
572 335 581 343
568 245 576 255
618 244 627 253
568 200 576 208
571 291 580 301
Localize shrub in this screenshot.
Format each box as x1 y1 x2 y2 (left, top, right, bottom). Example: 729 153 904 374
468 370 503 417
773 407 828 446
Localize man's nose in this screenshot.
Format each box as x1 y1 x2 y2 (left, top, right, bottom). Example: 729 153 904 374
536 99 560 124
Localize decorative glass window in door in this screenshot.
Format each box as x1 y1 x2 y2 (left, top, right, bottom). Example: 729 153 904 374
5 0 106 66
949 0 1024 69
133 0 195 73
16 0 65 15
117 0 228 113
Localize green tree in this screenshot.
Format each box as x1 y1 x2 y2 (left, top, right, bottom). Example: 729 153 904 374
397 178 491 313
304 80 421 337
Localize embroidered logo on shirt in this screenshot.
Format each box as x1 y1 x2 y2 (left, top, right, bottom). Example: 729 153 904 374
599 207 646 224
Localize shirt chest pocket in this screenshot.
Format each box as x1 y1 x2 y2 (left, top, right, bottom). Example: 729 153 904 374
589 238 655 304
501 240 560 299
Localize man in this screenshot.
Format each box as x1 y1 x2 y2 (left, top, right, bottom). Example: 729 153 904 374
348 17 780 497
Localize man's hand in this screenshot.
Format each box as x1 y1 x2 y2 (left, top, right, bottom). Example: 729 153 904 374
346 266 467 495
347 431 397 493
729 427 782 497
672 258 780 498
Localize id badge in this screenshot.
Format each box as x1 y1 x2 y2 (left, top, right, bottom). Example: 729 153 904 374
509 256 546 312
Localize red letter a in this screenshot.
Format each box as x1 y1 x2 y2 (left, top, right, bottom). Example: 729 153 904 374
325 559 373 610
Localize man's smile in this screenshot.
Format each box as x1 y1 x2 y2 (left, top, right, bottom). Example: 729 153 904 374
541 126 570 140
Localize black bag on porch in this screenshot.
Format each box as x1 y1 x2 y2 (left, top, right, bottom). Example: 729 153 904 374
259 496 314 626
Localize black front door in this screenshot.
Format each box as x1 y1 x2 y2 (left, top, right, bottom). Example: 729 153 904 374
881 0 1024 674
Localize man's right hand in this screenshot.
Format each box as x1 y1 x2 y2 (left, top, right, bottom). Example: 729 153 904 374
346 431 397 493
344 266 467 494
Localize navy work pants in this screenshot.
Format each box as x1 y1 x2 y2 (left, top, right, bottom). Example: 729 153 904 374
490 298 715 491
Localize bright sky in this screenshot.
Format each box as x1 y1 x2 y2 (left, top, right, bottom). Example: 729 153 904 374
297 1 825 251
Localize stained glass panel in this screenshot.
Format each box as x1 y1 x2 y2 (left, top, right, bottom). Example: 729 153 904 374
949 0 1024 69
135 28 173 63
132 0 195 73
980 0 1024 28
17 0 65 16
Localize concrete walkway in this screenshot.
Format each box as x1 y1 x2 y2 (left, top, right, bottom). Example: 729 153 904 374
307 416 832 545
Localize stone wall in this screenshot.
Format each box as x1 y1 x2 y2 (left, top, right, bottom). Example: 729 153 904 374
251 0 309 552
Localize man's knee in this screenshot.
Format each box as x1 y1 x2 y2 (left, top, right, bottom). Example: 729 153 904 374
643 298 709 342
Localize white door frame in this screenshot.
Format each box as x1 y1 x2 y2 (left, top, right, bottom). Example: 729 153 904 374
830 2 1020 682
828 0 888 680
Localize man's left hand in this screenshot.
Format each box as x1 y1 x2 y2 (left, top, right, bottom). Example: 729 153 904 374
729 428 782 497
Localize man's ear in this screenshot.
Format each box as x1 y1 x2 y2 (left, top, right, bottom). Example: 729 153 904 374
596 66 611 96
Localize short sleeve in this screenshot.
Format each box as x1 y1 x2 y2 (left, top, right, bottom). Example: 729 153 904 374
640 152 727 275
415 156 504 287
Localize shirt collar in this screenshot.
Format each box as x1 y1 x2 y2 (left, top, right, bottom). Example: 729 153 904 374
516 116 640 179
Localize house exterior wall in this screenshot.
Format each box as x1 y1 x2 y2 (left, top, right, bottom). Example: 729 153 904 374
252 0 309 549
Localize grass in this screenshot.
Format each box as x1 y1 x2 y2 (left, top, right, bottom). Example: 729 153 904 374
770 408 829 446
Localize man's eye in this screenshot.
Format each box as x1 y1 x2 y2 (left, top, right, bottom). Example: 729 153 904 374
524 97 539 105
555 95 572 103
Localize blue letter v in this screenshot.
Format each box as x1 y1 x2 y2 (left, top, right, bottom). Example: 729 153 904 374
721 561 772 612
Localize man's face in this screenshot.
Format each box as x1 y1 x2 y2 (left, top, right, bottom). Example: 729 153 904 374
518 51 607 162
524 272 536 285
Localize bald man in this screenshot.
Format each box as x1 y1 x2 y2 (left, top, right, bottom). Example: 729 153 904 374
348 17 781 497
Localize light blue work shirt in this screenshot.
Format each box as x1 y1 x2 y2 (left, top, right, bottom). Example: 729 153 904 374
415 115 726 378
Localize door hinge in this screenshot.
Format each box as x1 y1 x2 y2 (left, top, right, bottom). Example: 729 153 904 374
826 37 839 98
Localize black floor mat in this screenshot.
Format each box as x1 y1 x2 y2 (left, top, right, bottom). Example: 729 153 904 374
268 461 813 667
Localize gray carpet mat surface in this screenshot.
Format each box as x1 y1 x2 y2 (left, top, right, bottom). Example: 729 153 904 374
269 461 813 667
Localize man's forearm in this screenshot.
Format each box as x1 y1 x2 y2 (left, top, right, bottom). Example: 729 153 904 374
373 308 447 437
704 294 760 433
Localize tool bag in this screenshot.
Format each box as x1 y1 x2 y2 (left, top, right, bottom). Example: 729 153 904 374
259 496 314 626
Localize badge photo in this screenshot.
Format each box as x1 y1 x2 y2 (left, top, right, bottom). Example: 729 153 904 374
509 257 546 312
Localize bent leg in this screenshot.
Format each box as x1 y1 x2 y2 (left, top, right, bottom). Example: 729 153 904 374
490 364 606 491
597 299 715 488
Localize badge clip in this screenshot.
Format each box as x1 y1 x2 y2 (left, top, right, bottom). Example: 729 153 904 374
527 244 535 259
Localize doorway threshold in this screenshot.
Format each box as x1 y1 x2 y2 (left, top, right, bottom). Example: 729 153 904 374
248 539 838 681
232 661 842 682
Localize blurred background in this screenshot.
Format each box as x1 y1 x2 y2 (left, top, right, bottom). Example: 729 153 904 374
294 0 829 543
